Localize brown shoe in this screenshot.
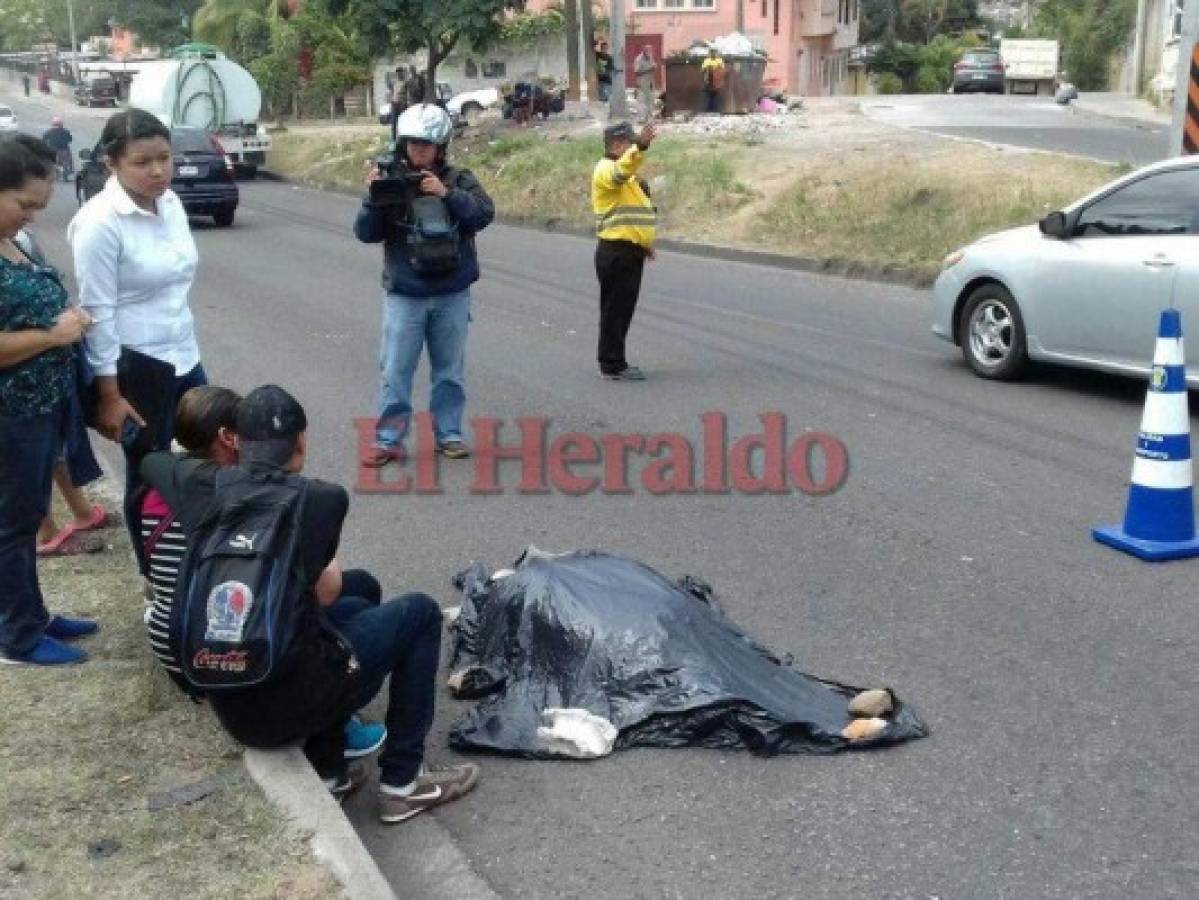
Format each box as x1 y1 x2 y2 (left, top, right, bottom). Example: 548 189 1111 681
361 446 406 468
377 763 480 824
436 441 471 460
328 762 369 803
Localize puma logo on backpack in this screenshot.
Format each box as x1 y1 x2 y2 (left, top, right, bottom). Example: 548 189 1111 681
169 468 309 692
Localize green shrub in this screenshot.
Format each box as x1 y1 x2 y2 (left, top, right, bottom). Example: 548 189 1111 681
876 72 904 94
914 66 944 93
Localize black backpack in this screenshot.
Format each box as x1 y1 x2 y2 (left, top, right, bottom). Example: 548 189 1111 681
405 172 462 275
169 467 310 692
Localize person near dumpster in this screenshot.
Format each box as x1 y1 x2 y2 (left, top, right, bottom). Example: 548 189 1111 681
592 121 658 381
0 134 100 667
146 384 481 821
22 74 30 98
355 103 495 466
702 47 726 114
634 46 658 123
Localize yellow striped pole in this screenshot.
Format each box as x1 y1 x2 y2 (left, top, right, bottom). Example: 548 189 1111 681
1185 44 1199 154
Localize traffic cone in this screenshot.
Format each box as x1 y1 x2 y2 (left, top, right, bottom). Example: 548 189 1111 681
1093 308 1199 561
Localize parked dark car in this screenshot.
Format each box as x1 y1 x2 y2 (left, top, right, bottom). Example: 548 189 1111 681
76 126 239 227
73 74 118 107
952 48 1006 94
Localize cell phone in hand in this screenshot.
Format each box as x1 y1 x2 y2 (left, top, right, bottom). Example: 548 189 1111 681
119 418 142 449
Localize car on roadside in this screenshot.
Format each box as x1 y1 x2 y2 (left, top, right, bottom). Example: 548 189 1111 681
933 155 1199 386
0 106 18 133
76 126 239 226
73 74 118 107
951 48 1006 94
447 87 501 125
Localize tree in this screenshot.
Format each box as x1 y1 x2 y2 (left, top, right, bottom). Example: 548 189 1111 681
111 0 206 50
860 0 980 45
562 0 581 100
324 0 522 87
1032 0 1135 90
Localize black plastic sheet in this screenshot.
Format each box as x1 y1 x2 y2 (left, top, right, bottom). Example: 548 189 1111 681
447 549 929 758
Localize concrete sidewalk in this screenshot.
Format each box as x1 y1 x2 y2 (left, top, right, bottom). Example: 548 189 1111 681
1072 92 1171 128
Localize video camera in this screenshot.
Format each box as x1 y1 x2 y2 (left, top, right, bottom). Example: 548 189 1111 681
369 150 427 206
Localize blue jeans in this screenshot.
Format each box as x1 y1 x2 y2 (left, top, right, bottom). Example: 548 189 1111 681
125 363 207 574
328 588 443 787
376 290 470 448
0 403 66 655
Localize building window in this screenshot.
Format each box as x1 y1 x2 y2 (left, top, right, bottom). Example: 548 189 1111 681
1173 0 1184 39
464 58 478 78
692 0 714 7
663 0 685 7
482 60 506 77
635 0 658 7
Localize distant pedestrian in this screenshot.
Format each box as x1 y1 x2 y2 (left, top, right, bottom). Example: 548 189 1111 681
701 48 726 114
408 66 426 104
634 47 657 123
22 74 30 97
595 41 614 102
591 122 658 381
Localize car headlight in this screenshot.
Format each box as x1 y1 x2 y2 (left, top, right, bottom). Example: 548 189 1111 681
941 250 965 270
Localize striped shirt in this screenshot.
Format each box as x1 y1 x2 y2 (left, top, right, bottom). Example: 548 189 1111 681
141 490 187 675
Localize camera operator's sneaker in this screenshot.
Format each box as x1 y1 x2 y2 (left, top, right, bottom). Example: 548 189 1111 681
601 365 646 381
436 440 471 460
377 763 480 824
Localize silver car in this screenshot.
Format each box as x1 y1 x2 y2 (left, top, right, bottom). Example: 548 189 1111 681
933 155 1199 385
0 106 17 133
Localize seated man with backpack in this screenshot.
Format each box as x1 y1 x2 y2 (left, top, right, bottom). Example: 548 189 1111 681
356 103 495 468
139 385 387 763
145 384 479 821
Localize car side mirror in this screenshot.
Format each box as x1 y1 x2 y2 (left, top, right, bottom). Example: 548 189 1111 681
1039 210 1069 239
79 148 91 161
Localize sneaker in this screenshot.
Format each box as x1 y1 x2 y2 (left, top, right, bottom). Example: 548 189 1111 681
344 716 387 759
377 763 480 824
436 441 471 460
326 762 369 802
0 635 88 666
361 445 406 468
45 615 99 641
601 366 647 381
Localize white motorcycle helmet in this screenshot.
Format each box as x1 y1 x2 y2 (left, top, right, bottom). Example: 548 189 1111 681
395 103 453 145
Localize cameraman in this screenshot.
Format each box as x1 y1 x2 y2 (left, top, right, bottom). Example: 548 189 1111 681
354 104 495 465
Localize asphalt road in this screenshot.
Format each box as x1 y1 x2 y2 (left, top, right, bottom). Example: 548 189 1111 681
860 94 1169 165
13 85 1199 899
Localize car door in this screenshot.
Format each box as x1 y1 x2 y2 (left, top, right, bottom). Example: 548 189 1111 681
1032 166 1199 367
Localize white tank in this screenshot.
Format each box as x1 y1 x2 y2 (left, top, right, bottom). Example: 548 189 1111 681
129 51 262 130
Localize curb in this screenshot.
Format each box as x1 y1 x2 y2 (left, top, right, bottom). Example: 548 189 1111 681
88 441 397 899
244 749 397 900
1067 100 1170 132
256 169 937 290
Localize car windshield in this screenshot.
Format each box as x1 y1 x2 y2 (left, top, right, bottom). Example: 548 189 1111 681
0 108 12 117
964 52 998 64
171 129 214 153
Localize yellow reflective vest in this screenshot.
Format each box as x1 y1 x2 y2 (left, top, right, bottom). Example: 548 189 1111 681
591 146 657 249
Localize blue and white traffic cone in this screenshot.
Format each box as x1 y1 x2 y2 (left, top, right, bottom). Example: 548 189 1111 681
1093 308 1199 561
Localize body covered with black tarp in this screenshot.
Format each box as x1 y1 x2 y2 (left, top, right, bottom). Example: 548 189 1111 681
447 549 928 758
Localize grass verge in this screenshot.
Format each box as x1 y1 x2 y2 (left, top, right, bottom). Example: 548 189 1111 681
266 125 1118 285
0 481 339 899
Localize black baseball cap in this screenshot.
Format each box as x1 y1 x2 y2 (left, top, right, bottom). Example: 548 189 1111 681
603 122 636 144
236 384 307 463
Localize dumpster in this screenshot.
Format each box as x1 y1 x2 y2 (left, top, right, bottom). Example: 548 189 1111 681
663 53 767 116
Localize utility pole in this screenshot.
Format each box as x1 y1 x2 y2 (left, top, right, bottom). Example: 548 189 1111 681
66 0 79 80
610 0 629 120
1132 0 1148 94
1170 0 1199 154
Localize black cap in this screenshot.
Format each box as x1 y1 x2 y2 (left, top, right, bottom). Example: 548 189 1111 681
236 384 307 463
603 122 635 144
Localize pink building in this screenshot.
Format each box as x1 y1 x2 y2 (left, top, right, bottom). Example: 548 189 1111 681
529 0 860 95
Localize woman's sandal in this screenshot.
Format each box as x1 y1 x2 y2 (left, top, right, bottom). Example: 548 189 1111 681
36 525 105 557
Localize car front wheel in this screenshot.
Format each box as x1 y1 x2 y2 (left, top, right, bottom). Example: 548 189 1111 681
959 284 1027 380
213 209 235 227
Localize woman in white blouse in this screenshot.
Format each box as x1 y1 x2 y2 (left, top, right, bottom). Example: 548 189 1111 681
68 109 207 564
